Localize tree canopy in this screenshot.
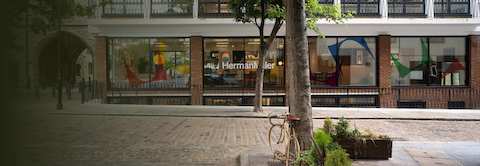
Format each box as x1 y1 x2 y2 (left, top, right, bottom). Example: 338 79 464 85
230 0 350 35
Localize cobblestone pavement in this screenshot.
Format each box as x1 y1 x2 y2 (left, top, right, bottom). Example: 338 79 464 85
13 112 480 166
8 94 480 165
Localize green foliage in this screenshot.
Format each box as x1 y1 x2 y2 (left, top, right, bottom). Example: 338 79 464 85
230 0 285 24
305 0 352 35
323 117 334 134
313 128 332 150
27 0 97 34
230 0 350 35
294 148 317 166
324 147 352 166
335 117 351 139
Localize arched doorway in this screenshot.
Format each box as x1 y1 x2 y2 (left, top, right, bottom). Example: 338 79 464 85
37 31 91 100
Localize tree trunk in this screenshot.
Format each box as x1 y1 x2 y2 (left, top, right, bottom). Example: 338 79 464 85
286 0 313 152
253 0 267 112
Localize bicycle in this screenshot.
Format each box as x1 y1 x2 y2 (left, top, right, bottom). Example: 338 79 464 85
268 112 302 166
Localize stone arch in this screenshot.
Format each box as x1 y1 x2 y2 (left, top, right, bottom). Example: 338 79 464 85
31 27 95 89
33 30 93 88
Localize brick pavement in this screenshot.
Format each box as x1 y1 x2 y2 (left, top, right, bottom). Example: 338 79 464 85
8 95 480 165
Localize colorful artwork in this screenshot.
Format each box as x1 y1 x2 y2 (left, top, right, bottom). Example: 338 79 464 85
390 38 430 78
152 52 167 81
390 38 464 79
326 37 375 85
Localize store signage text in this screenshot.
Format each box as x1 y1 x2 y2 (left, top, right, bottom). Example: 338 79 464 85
205 62 274 70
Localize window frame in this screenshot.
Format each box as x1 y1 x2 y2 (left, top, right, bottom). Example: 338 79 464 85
202 37 286 91
308 36 379 88
434 0 471 17
150 0 194 18
390 36 470 88
388 0 426 17
341 0 381 17
198 0 232 18
106 37 192 91
102 0 144 18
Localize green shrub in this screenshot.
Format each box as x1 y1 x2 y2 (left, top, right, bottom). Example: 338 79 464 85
294 149 316 166
324 147 352 166
313 128 332 150
334 117 351 140
323 117 334 134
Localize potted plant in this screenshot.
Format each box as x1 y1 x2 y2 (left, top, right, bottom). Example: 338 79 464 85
330 118 392 160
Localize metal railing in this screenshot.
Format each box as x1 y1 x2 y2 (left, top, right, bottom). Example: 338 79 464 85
388 0 426 17
102 0 144 18
198 0 232 18
434 0 471 17
150 0 193 18
341 0 381 16
87 0 476 18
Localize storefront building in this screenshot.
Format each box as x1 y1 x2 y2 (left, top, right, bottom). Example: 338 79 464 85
89 0 480 108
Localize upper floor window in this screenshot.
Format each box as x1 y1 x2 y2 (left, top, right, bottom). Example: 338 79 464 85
199 0 232 17
102 0 144 18
434 0 470 17
318 0 334 4
388 0 426 17
341 0 380 17
151 0 193 17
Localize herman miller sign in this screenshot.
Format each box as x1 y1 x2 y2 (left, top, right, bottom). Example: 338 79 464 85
205 62 274 70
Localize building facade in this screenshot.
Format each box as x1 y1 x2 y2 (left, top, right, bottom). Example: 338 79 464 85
84 0 480 108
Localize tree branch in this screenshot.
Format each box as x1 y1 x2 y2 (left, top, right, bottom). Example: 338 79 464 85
254 17 261 30
266 18 283 48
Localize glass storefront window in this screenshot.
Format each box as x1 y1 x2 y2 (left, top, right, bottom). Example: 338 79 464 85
109 39 150 89
309 37 337 87
429 37 466 86
390 37 428 85
203 38 285 89
109 38 190 90
391 37 467 86
338 37 377 86
310 37 377 87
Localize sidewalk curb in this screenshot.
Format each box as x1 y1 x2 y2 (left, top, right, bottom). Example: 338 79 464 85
49 112 480 121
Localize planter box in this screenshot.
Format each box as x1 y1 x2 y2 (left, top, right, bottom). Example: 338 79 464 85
337 138 392 160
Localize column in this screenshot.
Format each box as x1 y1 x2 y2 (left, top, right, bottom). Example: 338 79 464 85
190 36 203 105
426 0 434 18
380 0 388 19
95 36 108 102
378 35 395 108
193 0 199 19
334 0 342 14
473 0 480 18
145 0 151 20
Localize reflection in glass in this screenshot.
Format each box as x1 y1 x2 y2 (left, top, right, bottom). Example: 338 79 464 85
109 38 190 90
203 38 285 89
391 37 466 86
309 37 337 87
151 0 193 17
338 37 377 86
390 37 428 85
429 37 466 86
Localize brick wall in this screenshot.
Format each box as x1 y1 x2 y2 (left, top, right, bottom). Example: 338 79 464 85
470 36 480 91
190 36 203 105
377 35 396 108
